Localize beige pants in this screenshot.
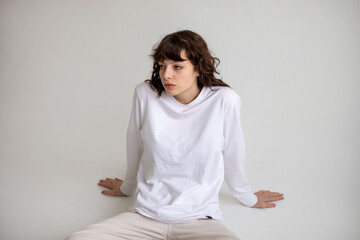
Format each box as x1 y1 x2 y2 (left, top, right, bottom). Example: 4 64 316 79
65 212 240 240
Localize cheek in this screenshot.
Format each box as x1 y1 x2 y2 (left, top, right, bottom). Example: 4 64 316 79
158 71 165 81
180 72 194 82
185 72 198 85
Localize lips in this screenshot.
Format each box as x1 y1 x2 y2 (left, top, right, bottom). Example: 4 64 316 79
164 84 175 89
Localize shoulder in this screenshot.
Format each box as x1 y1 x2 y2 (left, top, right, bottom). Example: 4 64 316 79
134 81 158 100
209 86 241 105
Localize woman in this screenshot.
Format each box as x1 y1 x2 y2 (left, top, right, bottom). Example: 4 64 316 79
66 30 284 240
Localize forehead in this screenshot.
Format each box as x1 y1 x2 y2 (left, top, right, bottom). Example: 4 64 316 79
158 49 189 64
156 49 189 62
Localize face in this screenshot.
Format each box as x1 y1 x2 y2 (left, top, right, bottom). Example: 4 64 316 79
159 50 200 104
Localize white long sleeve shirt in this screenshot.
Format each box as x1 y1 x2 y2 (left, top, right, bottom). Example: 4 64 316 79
120 82 257 223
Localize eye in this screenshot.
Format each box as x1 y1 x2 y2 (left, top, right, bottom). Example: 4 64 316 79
159 65 165 70
174 65 182 70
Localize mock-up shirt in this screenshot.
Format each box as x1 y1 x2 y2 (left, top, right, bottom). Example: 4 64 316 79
120 82 257 223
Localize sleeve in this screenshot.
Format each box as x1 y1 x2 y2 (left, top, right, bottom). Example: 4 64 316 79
120 87 143 196
222 94 258 207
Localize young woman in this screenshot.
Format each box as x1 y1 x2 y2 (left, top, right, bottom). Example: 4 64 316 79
66 30 284 240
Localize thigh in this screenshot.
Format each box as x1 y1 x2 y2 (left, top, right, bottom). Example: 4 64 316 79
169 219 240 240
65 212 168 240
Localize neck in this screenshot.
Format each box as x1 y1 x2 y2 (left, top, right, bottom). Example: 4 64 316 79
174 86 202 104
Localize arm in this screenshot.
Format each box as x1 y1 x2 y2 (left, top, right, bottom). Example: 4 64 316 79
222 94 284 208
98 87 143 196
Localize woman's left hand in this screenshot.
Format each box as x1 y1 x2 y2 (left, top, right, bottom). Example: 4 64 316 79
252 190 284 208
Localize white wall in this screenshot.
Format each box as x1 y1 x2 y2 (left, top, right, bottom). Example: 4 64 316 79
0 1 359 239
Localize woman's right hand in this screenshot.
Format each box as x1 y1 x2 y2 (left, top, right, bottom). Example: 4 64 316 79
252 190 284 208
98 178 128 196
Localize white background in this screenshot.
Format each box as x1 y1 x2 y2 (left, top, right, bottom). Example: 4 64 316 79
1 1 359 239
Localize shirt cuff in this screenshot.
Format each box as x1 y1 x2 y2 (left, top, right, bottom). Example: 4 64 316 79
241 193 258 207
120 180 136 196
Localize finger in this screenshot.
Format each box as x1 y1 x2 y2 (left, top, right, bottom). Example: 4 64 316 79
115 178 123 182
266 192 283 195
262 192 283 198
262 202 276 208
258 190 270 194
262 191 281 195
100 178 118 184
98 179 113 184
264 193 283 198
253 201 276 208
264 195 284 202
98 182 114 189
99 179 113 184
102 190 115 195
261 192 283 200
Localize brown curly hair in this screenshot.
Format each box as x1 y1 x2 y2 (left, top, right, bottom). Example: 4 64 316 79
146 30 230 96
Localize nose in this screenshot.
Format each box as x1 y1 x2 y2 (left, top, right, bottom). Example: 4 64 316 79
162 67 173 80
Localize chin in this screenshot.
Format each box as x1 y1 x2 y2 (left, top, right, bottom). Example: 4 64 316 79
165 89 177 96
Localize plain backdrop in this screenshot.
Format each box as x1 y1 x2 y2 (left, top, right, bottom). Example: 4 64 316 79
1 0 359 240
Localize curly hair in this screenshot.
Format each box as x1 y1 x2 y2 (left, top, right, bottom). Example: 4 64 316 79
146 30 230 96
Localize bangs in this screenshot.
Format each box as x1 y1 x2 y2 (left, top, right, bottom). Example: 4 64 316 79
153 36 187 63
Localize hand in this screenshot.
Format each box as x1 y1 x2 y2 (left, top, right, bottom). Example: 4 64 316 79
98 178 128 196
252 190 284 208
